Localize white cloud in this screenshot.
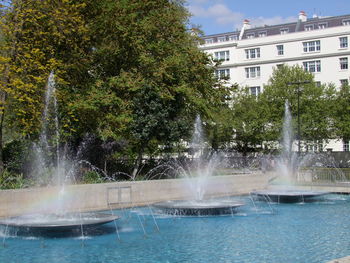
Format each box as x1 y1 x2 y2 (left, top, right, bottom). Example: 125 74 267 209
188 1 297 31
189 0 211 4
250 16 297 28
188 3 244 28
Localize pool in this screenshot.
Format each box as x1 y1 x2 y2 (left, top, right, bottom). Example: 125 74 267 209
0 194 349 263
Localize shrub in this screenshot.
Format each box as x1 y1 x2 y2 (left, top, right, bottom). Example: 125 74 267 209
0 169 28 189
82 171 104 184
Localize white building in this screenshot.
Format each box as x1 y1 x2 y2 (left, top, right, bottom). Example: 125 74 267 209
200 12 350 152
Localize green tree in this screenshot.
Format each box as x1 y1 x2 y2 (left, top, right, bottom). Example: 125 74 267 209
71 0 230 175
333 83 350 144
0 0 91 171
205 106 235 152
260 65 335 150
230 86 269 154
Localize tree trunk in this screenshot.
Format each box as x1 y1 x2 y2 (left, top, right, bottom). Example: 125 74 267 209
131 148 143 180
0 91 6 173
242 144 248 168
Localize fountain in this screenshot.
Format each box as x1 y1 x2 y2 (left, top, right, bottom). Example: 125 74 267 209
152 116 244 216
251 101 329 203
0 72 118 233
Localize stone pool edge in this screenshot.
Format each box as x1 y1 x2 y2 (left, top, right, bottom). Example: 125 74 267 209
0 173 271 218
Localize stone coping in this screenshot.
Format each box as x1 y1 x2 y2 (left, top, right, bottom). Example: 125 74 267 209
0 173 271 218
327 256 350 263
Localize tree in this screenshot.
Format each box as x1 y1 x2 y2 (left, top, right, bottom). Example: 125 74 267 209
333 83 350 144
70 0 230 175
230 86 269 154
260 65 335 151
0 0 91 172
204 106 235 152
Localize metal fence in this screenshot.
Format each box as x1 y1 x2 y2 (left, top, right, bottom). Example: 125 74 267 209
298 168 350 183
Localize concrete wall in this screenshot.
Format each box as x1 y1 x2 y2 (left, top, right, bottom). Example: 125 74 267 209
0 173 271 218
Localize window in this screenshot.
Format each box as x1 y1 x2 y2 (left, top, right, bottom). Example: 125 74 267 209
342 19 350 26
258 31 267 37
276 45 284 56
250 86 261 96
205 38 214 44
343 140 350 152
340 37 348 48
307 142 323 152
340 79 349 87
303 40 321 52
305 25 314 31
245 67 261 78
318 23 327 29
214 51 230 61
303 60 321 73
315 81 321 87
340 57 348 70
215 69 230 79
218 36 226 42
245 48 260 59
246 33 255 39
229 35 238 41
276 64 284 69
280 28 289 34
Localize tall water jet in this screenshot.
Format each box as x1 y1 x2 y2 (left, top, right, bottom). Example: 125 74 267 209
251 100 329 203
152 115 244 216
0 72 118 233
31 72 72 214
33 72 67 188
188 115 212 201
276 100 297 187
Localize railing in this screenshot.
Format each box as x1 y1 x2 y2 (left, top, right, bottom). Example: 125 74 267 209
298 168 350 183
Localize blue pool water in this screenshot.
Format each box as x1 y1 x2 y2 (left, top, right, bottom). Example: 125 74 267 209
0 194 349 263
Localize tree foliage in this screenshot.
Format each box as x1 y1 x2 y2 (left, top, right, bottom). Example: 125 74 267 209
333 84 350 141
259 65 335 149
230 86 269 154
229 65 337 153
1 0 90 135
0 0 91 172
0 0 231 176
68 0 230 174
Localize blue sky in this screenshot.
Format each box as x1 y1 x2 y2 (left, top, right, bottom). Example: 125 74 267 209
186 0 350 35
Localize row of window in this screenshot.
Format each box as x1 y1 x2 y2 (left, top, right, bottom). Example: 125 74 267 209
204 19 350 44
214 51 230 61
205 35 238 44
344 140 350 152
303 60 321 72
215 69 230 79
214 37 348 62
247 79 347 97
215 57 348 81
303 40 321 52
249 79 349 97
217 79 348 98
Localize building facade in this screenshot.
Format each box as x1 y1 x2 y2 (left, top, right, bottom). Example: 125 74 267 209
200 12 350 152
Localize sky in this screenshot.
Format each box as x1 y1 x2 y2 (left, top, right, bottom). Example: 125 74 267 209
186 0 350 35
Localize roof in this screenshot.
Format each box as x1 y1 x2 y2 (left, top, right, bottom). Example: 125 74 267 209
203 14 350 43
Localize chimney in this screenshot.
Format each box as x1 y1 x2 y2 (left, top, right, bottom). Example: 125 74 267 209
299 11 307 22
239 19 251 40
243 19 252 29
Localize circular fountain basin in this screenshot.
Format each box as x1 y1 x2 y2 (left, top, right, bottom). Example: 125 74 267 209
251 189 330 203
0 212 119 232
152 200 244 216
